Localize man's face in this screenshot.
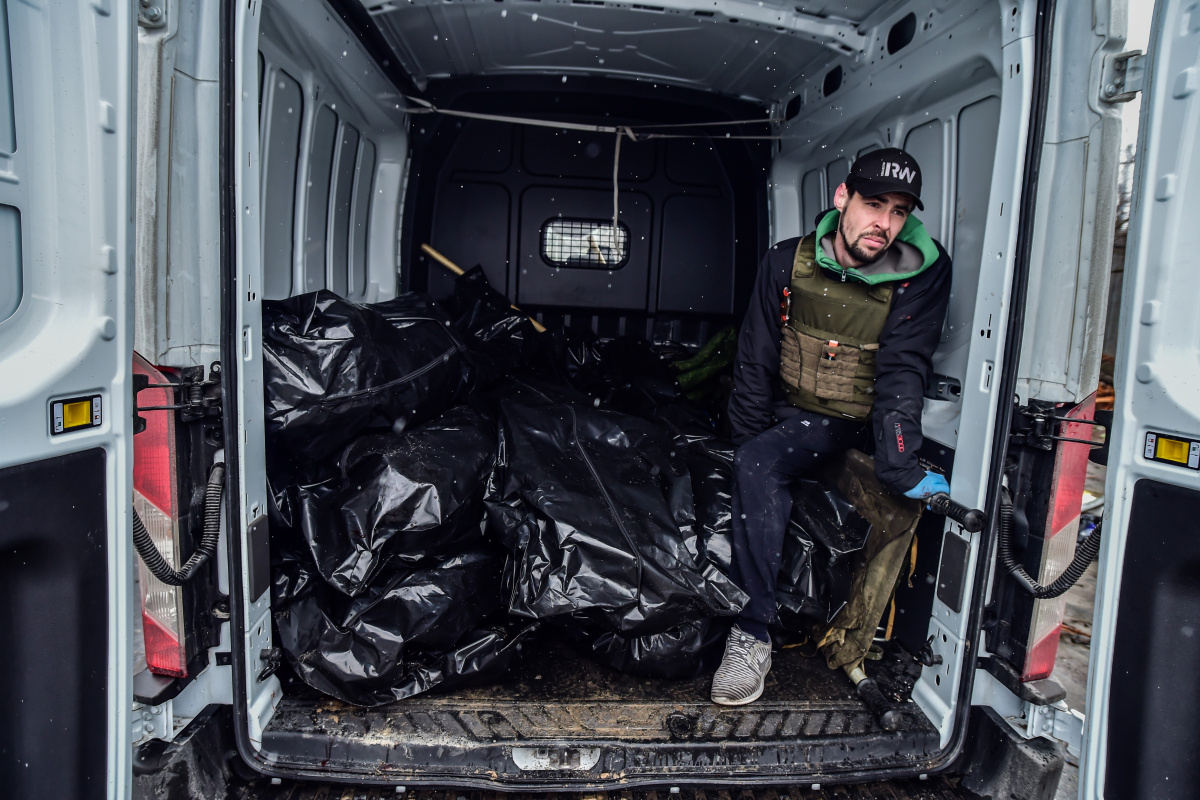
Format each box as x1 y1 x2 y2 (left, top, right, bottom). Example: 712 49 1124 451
831 184 914 268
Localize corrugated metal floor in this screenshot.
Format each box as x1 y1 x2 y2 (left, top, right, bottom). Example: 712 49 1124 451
235 782 968 800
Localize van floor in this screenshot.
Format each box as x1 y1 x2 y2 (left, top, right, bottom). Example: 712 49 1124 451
263 637 940 785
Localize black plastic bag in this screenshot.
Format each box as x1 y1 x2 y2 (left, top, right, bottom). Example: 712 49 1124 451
653 403 736 577
263 290 472 461
277 405 497 596
272 541 528 707
445 267 543 388
482 379 746 637
548 330 682 419
569 402 739 678
775 479 872 630
576 616 730 679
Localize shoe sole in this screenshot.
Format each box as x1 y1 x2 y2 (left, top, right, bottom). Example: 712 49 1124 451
710 658 771 706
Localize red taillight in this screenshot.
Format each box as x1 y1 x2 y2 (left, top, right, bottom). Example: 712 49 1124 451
1023 621 1064 682
141 609 186 677
1021 393 1095 681
133 352 188 678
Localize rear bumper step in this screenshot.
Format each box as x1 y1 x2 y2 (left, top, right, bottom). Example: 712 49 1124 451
261 694 939 786
236 778 966 799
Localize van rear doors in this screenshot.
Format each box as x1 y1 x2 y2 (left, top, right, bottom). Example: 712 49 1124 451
1081 0 1200 796
0 2 135 798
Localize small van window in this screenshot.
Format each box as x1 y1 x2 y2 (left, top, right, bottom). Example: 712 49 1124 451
348 139 376 299
0 0 14 155
328 123 360 297
303 105 338 293
260 69 303 299
826 158 850 205
541 218 630 268
801 168 824 229
903 119 944 237
0 204 20 323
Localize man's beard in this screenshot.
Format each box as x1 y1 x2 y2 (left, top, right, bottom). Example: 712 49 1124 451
838 217 889 265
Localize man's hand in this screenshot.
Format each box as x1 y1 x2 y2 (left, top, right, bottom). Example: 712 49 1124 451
902 470 950 500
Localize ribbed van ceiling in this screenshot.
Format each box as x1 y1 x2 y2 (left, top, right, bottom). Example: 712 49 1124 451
356 0 892 102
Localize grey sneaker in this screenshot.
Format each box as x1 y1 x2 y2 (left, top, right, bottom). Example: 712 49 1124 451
711 626 772 705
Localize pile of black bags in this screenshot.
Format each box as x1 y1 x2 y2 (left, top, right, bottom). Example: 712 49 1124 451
264 273 869 705
264 290 529 706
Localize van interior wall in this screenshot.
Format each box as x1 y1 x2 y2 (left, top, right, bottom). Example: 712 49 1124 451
257 0 408 305
244 0 414 742
401 77 772 343
767 0 1004 652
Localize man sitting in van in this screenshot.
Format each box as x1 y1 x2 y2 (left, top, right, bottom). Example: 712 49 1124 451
711 148 953 706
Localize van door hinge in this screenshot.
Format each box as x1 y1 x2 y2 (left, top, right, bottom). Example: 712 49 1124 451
1023 700 1085 758
1101 50 1145 103
138 0 167 29
133 362 223 433
1009 404 1106 451
973 669 1083 756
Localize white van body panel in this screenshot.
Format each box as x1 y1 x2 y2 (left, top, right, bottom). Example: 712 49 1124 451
135 0 223 369
1014 0 1127 405
0 1 136 797
1082 0 1200 794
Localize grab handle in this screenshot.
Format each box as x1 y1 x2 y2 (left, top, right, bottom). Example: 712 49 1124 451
928 492 985 533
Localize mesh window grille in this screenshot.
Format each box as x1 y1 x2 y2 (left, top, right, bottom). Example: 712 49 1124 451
541 218 630 268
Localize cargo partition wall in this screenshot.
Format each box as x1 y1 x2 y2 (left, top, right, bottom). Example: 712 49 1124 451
402 77 772 344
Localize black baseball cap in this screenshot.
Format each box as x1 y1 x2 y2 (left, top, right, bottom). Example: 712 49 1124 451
845 148 924 210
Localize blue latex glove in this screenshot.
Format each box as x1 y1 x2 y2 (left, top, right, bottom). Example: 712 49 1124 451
903 471 950 500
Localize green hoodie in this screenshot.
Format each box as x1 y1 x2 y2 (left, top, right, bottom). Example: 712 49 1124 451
813 209 940 285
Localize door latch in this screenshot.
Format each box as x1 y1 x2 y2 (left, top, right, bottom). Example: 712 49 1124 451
257 647 284 682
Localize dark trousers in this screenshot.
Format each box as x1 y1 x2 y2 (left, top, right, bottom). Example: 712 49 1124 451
730 411 865 638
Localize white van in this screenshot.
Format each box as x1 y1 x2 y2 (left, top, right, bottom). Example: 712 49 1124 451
0 0 1193 796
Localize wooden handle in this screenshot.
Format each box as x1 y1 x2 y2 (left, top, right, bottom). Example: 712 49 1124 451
420 243 547 333
420 243 465 276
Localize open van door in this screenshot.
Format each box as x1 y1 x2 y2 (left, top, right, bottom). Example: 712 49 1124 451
0 2 135 798
1080 0 1200 797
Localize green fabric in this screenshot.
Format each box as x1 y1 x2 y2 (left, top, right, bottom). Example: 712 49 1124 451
779 235 893 420
815 450 923 674
812 209 939 285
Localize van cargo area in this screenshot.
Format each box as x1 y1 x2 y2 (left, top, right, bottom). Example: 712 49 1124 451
212 0 1057 787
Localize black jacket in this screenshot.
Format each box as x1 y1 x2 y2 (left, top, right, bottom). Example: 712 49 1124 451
727 220 953 494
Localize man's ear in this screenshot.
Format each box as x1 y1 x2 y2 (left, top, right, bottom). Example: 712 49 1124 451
833 183 848 211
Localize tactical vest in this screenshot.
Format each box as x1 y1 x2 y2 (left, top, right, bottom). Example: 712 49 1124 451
779 235 894 420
